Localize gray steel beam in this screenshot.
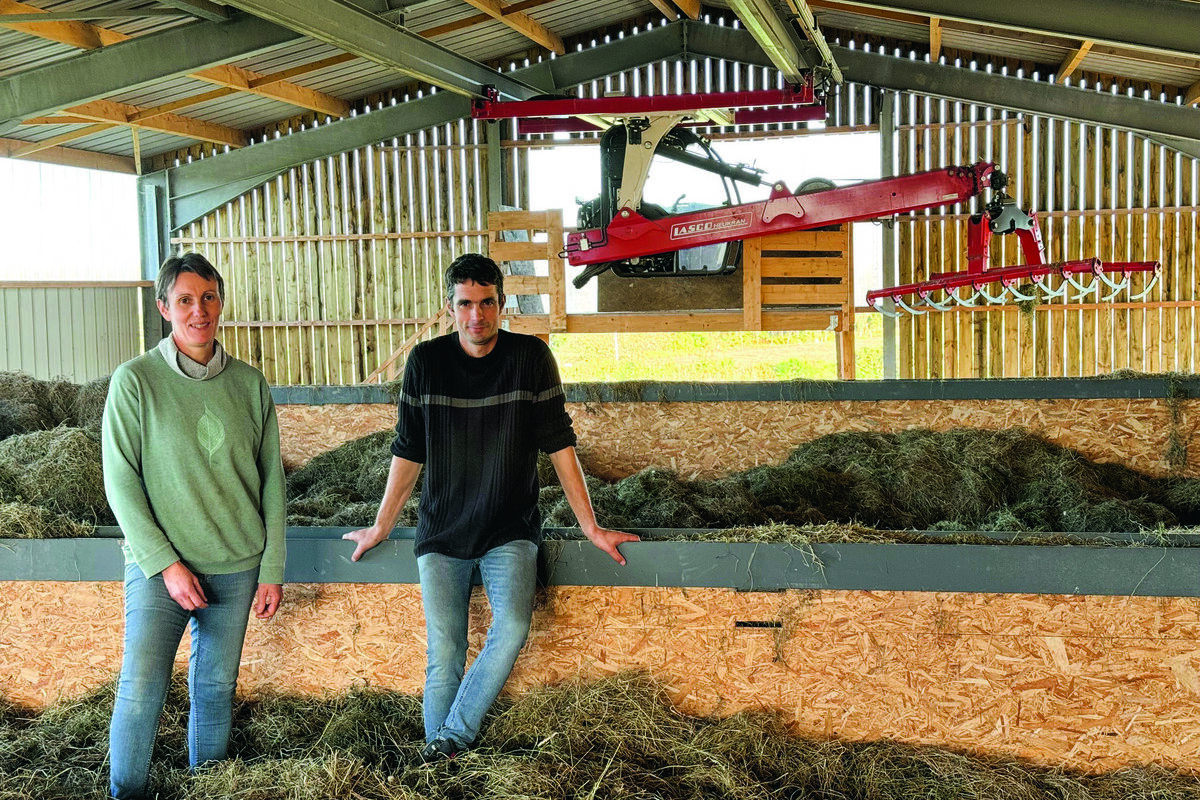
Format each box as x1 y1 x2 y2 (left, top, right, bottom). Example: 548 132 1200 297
5 531 1200 597
218 0 541 101
268 375 1200 406
138 177 172 349
163 22 684 227
0 14 304 136
835 0 1200 60
684 23 1200 144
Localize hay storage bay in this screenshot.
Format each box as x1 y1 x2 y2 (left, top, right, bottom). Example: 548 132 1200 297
3 377 1200 776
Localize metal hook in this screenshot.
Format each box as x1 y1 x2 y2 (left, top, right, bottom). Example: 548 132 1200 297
1127 271 1160 302
1034 276 1067 299
1007 281 1036 302
1064 271 1099 300
894 295 928 315
919 290 954 311
975 281 1009 304
868 296 904 318
1099 273 1130 302
948 287 982 307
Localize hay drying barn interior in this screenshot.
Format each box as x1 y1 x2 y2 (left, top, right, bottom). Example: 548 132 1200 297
3 0 1200 797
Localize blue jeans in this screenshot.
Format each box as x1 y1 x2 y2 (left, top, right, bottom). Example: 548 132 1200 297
418 538 537 747
109 563 258 800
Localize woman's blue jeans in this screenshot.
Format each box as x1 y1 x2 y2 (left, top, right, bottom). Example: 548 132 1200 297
418 538 537 747
109 563 258 800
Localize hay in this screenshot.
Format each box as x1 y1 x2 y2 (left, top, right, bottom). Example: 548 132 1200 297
542 428 1200 535
0 502 93 538
286 431 419 527
0 427 112 525
2 674 1198 800
0 372 80 436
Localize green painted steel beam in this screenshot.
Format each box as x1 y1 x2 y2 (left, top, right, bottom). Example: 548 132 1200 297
220 0 541 102
5 529 1200 597
682 23 1200 145
834 0 1200 60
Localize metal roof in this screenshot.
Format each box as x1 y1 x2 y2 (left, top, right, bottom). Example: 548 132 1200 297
1 0 1197 172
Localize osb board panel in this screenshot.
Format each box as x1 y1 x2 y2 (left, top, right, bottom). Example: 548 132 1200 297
277 404 395 471
5 582 1200 773
277 398 1197 479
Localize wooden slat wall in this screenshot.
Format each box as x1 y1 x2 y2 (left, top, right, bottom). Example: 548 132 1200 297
168 113 490 386
895 88 1200 379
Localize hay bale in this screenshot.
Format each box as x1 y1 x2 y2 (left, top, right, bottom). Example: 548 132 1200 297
0 427 111 525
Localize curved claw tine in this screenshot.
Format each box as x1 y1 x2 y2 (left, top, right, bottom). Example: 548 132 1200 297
976 282 1008 304
894 295 927 315
1035 276 1067 299
1064 271 1098 299
1008 282 1036 302
920 291 954 311
949 287 982 307
1099 274 1129 301
1127 272 1159 302
869 297 904 318
1097 268 1127 293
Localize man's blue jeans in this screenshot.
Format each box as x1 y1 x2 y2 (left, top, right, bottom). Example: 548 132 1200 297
418 538 537 747
109 563 258 800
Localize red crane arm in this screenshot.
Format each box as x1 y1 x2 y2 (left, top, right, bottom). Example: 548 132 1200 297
565 162 997 267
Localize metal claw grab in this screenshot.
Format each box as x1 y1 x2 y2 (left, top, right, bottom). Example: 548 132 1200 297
865 167 1162 317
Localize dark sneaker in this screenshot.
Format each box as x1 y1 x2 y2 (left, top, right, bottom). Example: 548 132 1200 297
420 736 464 763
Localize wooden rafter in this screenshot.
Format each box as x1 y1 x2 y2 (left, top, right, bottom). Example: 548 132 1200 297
1 0 350 145
0 0 124 47
417 0 557 38
647 0 679 20
1056 40 1093 83
1186 79 1200 106
671 0 701 20
65 99 248 147
0 135 135 172
460 0 565 55
929 16 941 60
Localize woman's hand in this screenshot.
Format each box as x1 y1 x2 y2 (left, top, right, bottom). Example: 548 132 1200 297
253 584 283 620
162 561 208 610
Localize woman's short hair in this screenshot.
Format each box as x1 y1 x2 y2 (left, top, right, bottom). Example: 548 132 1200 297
444 253 504 301
155 252 225 304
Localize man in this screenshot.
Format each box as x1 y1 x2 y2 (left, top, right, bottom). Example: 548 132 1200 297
103 252 286 799
344 253 638 762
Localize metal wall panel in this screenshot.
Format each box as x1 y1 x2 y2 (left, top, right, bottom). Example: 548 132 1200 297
0 286 143 381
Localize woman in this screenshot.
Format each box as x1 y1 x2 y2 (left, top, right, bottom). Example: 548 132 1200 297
101 252 286 799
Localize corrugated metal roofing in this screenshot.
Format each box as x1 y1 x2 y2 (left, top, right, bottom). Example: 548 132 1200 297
1 0 1197 167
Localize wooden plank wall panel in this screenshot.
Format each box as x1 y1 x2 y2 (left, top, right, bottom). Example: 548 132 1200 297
4 582 1200 774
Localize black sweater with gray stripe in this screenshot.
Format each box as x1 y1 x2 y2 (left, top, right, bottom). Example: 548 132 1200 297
392 329 576 559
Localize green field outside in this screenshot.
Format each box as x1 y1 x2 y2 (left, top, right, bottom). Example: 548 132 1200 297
550 314 884 382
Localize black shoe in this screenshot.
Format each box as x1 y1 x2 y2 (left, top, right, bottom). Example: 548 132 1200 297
420 735 464 763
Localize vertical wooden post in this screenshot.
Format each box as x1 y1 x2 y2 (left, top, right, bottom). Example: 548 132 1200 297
742 236 762 331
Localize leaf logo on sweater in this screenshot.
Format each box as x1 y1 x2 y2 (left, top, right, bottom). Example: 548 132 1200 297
197 405 226 462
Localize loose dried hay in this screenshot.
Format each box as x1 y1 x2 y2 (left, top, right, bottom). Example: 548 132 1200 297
0 428 111 525
2 673 1198 800
0 502 93 538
